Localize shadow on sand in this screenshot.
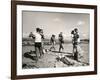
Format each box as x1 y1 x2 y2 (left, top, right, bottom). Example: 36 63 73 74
23 51 37 60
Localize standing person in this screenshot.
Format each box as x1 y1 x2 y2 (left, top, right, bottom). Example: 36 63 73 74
29 28 42 61
29 32 35 39
50 34 56 51
73 28 79 61
71 30 75 55
39 29 44 40
58 32 64 52
39 29 45 55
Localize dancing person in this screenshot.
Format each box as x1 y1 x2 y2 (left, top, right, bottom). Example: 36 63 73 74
50 34 56 51
58 32 64 52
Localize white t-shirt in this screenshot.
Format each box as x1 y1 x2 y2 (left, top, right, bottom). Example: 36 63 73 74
33 32 41 42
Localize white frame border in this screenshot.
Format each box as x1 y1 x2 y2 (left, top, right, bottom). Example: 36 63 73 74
17 5 94 75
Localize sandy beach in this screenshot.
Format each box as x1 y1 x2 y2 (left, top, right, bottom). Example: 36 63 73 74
22 43 89 69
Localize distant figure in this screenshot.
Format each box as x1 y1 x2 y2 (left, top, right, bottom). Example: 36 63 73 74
50 34 56 51
58 32 64 52
29 28 42 61
72 28 80 61
71 30 75 54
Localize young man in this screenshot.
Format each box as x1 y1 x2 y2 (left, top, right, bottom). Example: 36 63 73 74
29 28 42 61
58 32 64 52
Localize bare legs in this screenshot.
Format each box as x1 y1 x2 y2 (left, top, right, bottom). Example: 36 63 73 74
59 43 64 52
35 43 42 61
50 43 56 51
73 45 78 61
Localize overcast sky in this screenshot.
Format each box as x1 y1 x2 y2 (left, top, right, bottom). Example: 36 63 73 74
22 11 90 39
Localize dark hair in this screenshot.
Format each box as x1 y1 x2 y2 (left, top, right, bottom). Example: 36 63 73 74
74 28 78 32
39 29 43 33
40 29 43 31
36 28 40 32
52 34 55 37
71 30 74 34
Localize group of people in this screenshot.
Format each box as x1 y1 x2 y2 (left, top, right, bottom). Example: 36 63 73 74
29 27 80 61
49 32 64 52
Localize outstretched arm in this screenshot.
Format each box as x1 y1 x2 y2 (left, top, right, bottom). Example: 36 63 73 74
29 32 35 39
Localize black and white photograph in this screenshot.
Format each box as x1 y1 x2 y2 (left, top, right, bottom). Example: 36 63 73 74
22 11 90 69
11 1 97 79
